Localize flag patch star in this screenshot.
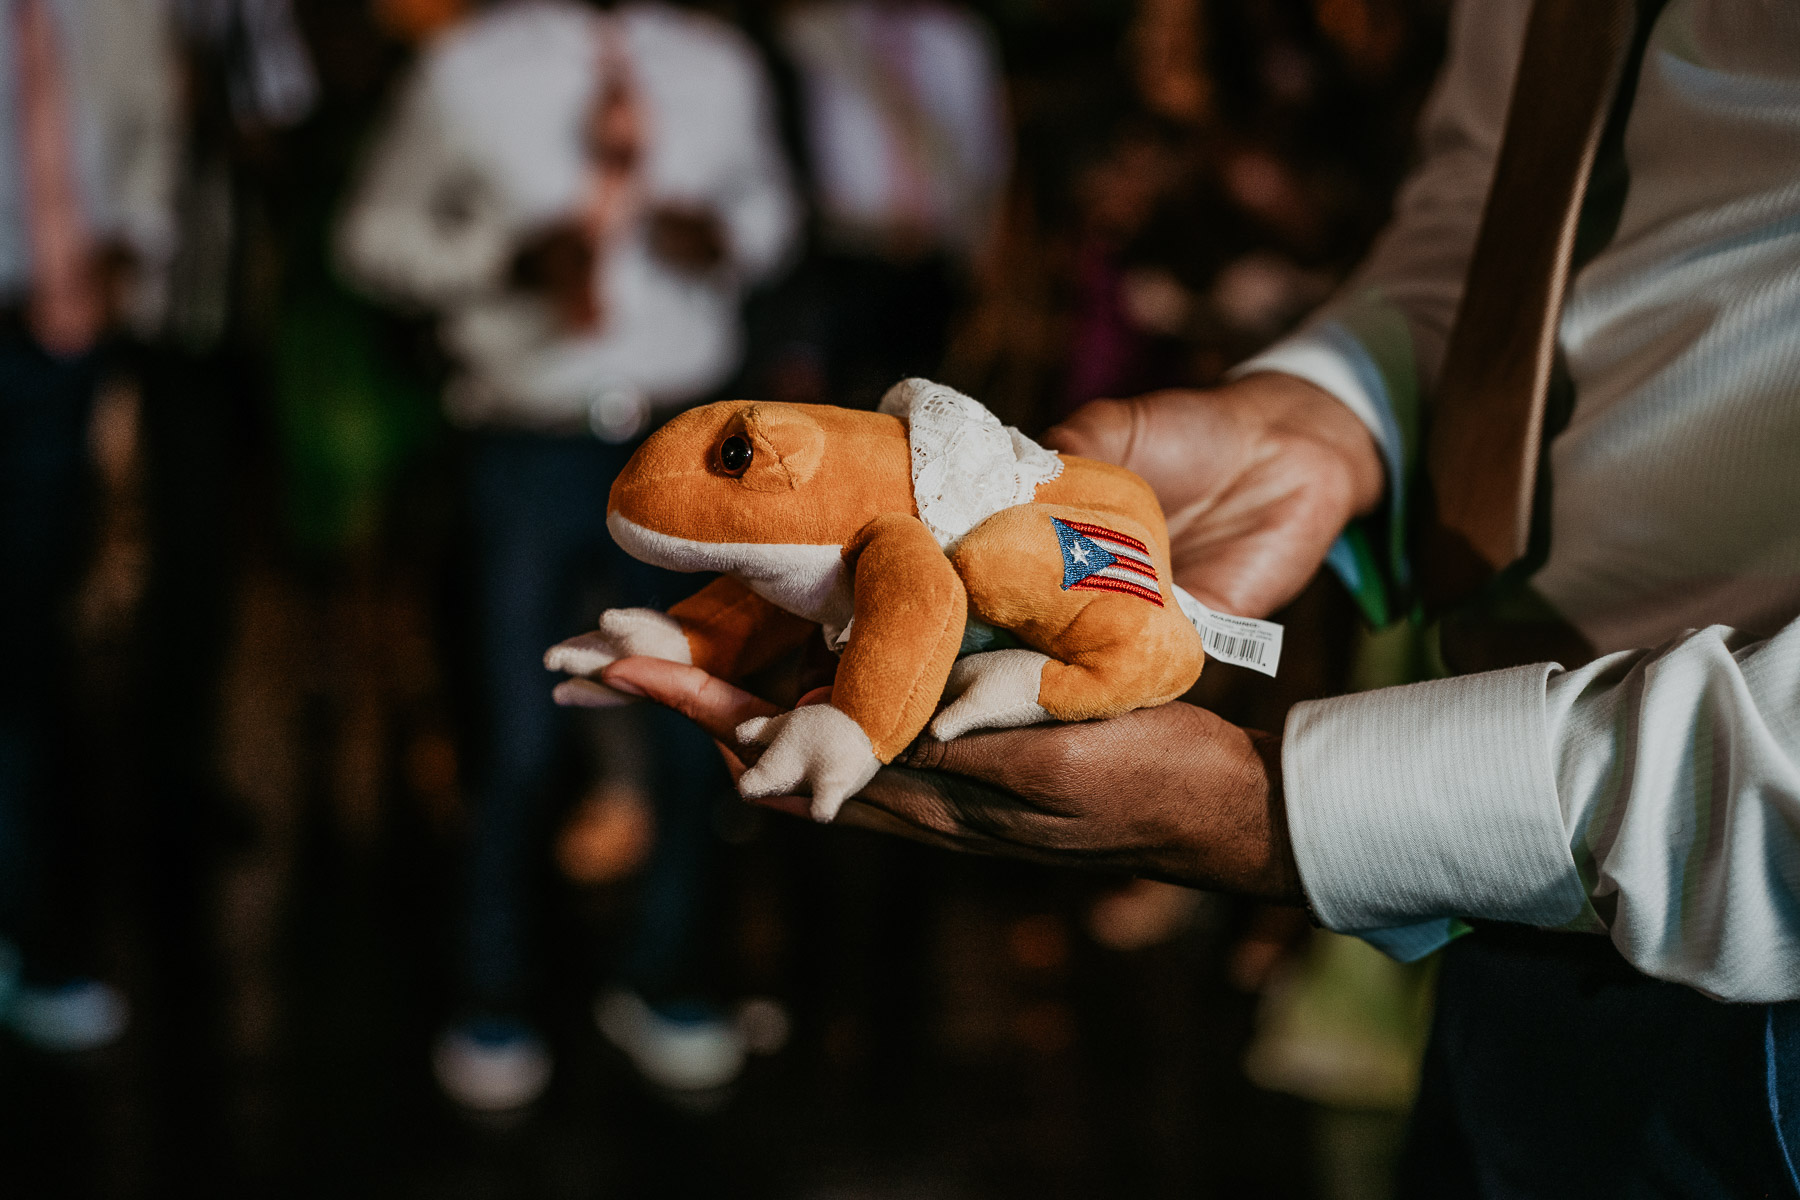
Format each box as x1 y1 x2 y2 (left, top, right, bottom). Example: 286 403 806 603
1051 517 1163 606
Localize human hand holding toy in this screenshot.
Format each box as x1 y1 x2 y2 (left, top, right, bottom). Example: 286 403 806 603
1045 372 1384 620
597 653 1302 902
562 372 1380 898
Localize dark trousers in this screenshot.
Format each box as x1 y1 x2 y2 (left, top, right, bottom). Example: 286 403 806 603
0 331 100 976
461 431 727 1012
133 347 240 821
1399 928 1800 1198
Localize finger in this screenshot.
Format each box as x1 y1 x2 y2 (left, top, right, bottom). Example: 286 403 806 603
601 656 780 742
746 792 811 819
742 787 960 848
1042 397 1137 463
1172 523 1329 620
852 768 1077 865
850 770 977 841
745 772 982 852
711 738 751 782
796 685 834 707
832 794 969 850
553 677 635 708
744 765 1075 867
893 723 1063 795
1167 575 1243 619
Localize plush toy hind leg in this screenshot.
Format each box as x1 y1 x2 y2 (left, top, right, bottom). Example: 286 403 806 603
547 577 813 706
934 504 1205 739
738 513 966 822
932 648 1056 739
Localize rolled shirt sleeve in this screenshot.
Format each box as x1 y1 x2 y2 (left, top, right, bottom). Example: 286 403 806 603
1284 617 1800 1003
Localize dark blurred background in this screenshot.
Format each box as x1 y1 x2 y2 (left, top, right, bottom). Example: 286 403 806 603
1 0 1445 1195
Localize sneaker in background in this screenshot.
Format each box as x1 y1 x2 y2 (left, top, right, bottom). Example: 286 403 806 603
595 989 746 1092
0 936 130 1053
6 979 130 1053
433 1017 553 1111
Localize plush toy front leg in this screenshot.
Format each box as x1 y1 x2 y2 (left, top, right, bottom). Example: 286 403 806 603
736 513 965 821
547 576 812 706
547 608 694 707
663 575 815 679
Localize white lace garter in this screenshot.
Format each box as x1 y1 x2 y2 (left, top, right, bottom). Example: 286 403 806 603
877 378 1064 551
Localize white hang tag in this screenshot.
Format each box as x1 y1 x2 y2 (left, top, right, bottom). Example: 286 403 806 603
1173 587 1283 678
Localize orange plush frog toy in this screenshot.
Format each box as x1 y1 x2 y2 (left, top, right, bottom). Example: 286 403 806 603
546 379 1206 821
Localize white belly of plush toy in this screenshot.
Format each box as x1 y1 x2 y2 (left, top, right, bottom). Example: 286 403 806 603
605 512 855 639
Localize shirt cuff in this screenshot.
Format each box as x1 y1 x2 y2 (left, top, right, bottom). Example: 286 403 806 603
1231 315 1417 624
1230 323 1402 474
1281 665 1590 955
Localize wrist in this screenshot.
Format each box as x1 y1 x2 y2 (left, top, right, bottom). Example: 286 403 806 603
1153 724 1302 903
1247 730 1303 903
1220 371 1386 518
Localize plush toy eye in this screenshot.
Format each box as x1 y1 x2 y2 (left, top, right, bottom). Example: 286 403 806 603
719 434 753 475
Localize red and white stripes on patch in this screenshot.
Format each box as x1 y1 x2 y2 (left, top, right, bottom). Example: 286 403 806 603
1063 520 1164 606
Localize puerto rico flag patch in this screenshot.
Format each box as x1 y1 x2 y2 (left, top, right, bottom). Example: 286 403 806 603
1052 517 1164 607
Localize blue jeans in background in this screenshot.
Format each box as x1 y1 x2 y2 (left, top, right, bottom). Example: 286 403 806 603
0 329 100 978
461 431 730 1014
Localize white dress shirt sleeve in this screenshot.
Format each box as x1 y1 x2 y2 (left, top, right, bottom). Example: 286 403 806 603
1284 616 1800 1003
84 0 179 264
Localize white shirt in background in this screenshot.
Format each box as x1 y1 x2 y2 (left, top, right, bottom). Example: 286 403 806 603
780 0 1009 260
0 0 178 327
337 0 801 434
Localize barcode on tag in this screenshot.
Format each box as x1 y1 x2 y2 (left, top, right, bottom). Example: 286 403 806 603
1172 587 1284 678
1206 629 1268 668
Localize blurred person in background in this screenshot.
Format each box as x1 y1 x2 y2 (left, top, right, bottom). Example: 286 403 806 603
338 0 799 1110
125 3 316 1187
0 0 176 1054
609 0 1800 1192
761 0 1008 408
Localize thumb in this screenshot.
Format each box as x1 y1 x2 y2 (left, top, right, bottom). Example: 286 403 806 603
894 725 1055 796
1043 397 1137 464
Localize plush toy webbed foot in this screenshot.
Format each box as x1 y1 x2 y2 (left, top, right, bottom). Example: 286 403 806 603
734 706 881 822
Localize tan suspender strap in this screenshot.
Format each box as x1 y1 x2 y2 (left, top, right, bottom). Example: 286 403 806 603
1419 0 1636 613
